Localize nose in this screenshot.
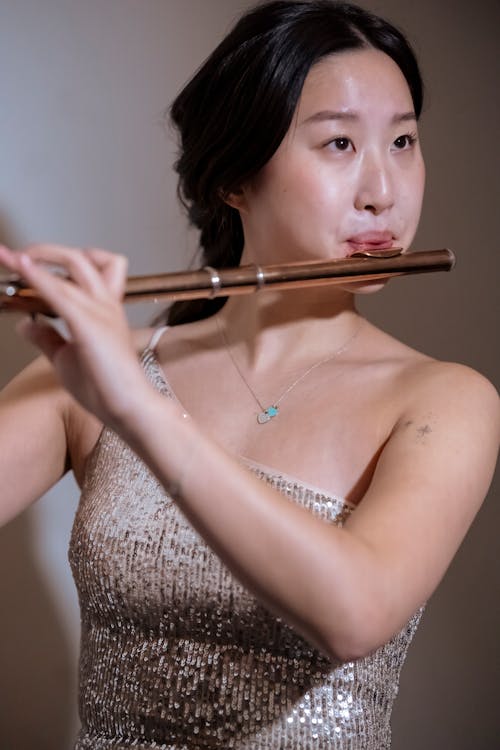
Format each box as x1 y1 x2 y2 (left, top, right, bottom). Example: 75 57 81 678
354 151 394 215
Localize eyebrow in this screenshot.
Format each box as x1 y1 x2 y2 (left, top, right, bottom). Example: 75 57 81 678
300 110 416 126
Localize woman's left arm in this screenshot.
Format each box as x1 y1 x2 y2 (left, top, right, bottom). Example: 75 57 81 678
340 362 499 655
1 244 498 662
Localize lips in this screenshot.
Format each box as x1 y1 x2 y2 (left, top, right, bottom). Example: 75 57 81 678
345 231 395 252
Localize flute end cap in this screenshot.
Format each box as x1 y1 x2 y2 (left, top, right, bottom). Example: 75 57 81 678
446 248 457 270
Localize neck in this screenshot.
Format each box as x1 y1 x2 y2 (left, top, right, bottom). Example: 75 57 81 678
216 284 360 374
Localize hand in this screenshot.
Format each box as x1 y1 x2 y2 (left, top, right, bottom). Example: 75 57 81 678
0 244 153 429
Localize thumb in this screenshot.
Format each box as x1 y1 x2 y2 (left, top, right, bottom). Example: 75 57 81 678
16 316 67 361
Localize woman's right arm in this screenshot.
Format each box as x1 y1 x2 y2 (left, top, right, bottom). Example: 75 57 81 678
0 355 70 527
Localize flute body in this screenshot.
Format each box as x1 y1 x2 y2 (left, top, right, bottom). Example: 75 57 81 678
0 248 455 316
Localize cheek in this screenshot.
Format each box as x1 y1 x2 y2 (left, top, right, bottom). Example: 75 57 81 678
416 162 426 214
291 170 349 240
397 167 425 230
407 158 426 215
266 149 342 201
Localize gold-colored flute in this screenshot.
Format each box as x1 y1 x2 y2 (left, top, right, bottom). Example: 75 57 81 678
0 248 454 316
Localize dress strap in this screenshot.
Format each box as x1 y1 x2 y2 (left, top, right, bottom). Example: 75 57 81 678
147 325 170 352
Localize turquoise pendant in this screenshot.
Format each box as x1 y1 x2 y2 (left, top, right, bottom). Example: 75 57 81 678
257 405 279 424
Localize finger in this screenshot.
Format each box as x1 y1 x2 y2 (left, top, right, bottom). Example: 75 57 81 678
85 248 128 298
2 245 126 326
1 244 127 301
16 316 67 361
0 244 19 272
1 243 96 297
20 244 109 296
14 253 96 323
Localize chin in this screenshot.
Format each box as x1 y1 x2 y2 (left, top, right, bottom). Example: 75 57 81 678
341 278 391 295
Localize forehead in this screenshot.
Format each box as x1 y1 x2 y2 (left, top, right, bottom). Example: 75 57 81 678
296 47 414 123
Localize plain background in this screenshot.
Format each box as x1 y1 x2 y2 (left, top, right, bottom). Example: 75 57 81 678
0 1 498 748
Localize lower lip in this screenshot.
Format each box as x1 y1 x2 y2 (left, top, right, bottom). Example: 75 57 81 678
346 240 395 253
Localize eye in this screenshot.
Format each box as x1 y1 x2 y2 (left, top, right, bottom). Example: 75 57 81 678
326 137 353 152
393 133 417 150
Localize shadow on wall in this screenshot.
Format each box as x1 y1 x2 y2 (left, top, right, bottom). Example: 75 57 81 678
0 216 75 750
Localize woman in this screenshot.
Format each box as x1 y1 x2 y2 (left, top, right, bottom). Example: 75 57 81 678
0 1 498 748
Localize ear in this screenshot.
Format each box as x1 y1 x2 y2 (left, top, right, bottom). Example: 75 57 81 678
219 186 248 212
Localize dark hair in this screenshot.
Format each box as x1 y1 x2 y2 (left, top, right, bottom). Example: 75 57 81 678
166 0 423 326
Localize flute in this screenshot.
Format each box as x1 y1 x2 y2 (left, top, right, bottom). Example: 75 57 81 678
0 248 454 316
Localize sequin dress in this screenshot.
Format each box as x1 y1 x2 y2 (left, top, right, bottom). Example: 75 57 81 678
69 342 425 750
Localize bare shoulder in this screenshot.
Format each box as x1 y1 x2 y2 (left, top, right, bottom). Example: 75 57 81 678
385 357 500 498
130 326 158 353
398 357 499 424
360 326 500 466
1 353 68 406
365 325 499 419
129 323 194 356
131 317 221 364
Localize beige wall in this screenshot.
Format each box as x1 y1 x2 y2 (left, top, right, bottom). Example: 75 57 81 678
0 1 498 748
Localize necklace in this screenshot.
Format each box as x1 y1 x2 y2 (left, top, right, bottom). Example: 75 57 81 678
216 315 363 424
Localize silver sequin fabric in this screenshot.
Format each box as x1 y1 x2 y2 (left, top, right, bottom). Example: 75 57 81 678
69 348 425 749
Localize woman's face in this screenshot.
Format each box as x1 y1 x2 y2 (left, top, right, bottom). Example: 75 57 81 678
237 48 425 269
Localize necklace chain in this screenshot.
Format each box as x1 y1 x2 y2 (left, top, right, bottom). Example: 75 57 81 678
216 315 363 424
